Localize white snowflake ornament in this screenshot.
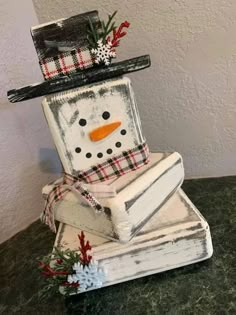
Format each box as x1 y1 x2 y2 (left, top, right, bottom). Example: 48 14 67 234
67 260 105 292
91 39 116 66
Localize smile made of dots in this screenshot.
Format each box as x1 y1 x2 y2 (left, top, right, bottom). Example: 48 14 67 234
74 111 127 159
75 129 127 158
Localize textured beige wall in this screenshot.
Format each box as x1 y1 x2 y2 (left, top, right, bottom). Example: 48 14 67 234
0 0 61 244
33 0 236 178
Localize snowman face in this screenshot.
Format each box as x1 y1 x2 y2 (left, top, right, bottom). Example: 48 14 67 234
43 77 145 175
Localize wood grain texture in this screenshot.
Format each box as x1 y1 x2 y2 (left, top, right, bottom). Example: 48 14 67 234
31 11 101 60
55 189 213 295
42 152 184 243
7 55 151 103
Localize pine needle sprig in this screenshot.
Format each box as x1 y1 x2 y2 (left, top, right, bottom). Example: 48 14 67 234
87 11 118 47
102 11 117 43
38 231 93 298
87 17 99 48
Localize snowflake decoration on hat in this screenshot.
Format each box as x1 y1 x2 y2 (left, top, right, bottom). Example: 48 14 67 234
68 260 105 292
87 11 130 66
91 39 116 65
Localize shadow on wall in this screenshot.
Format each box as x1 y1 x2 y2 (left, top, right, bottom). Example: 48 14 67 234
39 148 62 174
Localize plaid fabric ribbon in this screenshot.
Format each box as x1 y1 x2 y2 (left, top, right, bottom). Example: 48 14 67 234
41 141 150 232
39 47 95 80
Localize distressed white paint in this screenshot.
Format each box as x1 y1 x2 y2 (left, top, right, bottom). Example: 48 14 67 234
33 1 236 178
43 152 184 242
55 189 213 294
31 18 65 30
42 77 144 174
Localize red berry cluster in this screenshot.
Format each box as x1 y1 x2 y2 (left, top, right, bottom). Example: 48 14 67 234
78 231 92 265
107 21 130 47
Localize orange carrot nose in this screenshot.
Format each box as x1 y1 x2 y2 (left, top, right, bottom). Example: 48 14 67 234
89 121 121 142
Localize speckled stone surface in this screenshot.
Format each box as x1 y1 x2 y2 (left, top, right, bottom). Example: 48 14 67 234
0 177 236 315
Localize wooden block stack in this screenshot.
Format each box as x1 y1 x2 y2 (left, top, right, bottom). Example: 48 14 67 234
7 10 213 296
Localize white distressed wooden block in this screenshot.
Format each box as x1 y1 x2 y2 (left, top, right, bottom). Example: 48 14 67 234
43 152 184 243
55 189 213 295
42 76 145 174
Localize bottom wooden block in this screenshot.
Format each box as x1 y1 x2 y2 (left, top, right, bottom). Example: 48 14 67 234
54 189 213 294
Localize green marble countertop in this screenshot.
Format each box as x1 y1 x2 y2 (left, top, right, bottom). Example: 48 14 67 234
0 177 236 315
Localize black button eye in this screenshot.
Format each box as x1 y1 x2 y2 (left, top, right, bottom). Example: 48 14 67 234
102 111 110 120
79 119 87 126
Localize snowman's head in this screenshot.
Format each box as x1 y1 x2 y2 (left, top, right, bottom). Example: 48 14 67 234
43 77 145 175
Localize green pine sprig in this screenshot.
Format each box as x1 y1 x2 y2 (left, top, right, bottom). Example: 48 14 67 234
38 231 93 298
38 247 81 298
102 11 117 43
87 11 117 47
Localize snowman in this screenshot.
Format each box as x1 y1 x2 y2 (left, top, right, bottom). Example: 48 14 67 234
41 75 151 233
42 77 146 174
7 10 151 234
7 11 213 296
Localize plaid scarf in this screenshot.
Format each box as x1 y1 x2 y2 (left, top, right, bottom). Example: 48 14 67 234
41 141 149 232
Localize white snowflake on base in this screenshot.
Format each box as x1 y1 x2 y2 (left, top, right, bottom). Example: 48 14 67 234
91 39 116 66
67 260 105 292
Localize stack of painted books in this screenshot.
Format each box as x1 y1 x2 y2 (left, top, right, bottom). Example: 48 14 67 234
8 10 213 296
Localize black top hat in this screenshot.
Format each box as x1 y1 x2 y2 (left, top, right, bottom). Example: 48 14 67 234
7 10 150 103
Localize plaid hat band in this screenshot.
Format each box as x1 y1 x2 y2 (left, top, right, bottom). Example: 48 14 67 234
41 141 150 232
40 47 95 80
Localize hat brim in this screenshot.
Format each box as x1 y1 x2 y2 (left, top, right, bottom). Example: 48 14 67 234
8 55 151 103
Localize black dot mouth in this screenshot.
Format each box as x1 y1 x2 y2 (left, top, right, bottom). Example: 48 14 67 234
75 131 126 159
106 148 113 154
